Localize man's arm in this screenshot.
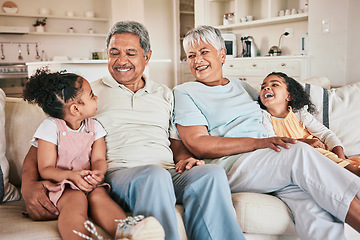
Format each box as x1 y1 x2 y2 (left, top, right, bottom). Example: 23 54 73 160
21 146 59 220
170 138 204 173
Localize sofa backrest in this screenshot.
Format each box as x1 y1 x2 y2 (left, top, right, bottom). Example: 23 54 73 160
5 97 47 186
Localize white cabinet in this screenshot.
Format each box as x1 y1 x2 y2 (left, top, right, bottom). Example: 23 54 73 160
179 56 309 87
195 0 308 31
223 56 308 87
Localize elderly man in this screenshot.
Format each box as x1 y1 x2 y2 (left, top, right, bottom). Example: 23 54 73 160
21 21 244 240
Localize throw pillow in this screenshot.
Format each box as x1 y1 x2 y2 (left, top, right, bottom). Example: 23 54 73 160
302 82 360 156
0 88 20 202
328 82 360 156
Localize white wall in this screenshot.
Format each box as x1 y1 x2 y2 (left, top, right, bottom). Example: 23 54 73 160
308 0 360 86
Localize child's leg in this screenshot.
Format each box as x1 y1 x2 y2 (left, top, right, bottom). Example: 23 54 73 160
88 187 127 237
57 189 88 240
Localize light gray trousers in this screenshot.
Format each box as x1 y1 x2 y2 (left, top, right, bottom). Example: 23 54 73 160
227 142 360 240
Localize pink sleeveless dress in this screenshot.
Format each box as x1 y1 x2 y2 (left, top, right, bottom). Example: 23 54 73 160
46 118 108 206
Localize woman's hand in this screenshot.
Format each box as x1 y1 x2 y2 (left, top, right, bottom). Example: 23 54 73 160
257 137 298 152
68 170 94 192
298 138 325 149
175 158 205 173
21 180 60 220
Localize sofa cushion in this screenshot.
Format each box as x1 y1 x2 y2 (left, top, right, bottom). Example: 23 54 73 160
0 198 111 240
0 89 20 202
302 82 360 156
328 82 360 156
232 192 296 235
5 97 47 186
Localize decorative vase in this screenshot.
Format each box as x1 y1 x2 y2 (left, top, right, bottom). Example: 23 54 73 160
35 25 45 33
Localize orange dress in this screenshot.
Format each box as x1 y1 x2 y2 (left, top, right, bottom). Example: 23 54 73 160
270 109 352 168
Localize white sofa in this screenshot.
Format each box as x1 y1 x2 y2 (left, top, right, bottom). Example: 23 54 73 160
0 77 360 240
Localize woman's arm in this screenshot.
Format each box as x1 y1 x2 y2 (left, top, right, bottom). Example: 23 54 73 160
21 146 59 220
177 124 297 159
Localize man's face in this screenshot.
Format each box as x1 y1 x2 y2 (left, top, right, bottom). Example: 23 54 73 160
107 33 151 85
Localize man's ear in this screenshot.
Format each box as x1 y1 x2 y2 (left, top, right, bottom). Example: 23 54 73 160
144 50 152 64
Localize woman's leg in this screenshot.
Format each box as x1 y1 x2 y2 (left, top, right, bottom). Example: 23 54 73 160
276 185 346 240
88 187 127 237
228 142 360 234
106 165 179 240
57 189 88 240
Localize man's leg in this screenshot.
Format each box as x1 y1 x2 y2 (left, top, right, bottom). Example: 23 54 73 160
169 164 245 240
106 165 179 240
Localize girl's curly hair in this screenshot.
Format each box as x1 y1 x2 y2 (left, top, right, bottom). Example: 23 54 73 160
23 68 83 119
258 72 317 114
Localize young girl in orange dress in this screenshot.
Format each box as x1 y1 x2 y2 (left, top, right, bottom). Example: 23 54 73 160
259 72 360 176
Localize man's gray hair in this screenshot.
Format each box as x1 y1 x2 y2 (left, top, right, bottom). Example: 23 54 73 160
106 21 151 56
183 25 225 54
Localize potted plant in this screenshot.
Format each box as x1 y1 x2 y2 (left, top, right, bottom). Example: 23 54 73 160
33 18 47 32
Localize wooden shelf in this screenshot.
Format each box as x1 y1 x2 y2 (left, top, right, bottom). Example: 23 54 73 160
216 13 308 30
0 13 108 22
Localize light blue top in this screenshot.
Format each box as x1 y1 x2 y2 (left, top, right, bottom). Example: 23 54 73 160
173 77 269 171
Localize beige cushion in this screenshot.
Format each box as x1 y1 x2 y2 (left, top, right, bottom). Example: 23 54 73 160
0 89 20 202
232 192 296 235
300 81 360 156
5 97 47 186
328 82 360 156
0 198 111 239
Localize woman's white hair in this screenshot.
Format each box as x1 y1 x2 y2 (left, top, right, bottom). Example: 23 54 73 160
183 25 225 54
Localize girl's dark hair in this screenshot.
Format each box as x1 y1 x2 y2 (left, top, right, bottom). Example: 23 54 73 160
258 72 316 114
23 68 83 119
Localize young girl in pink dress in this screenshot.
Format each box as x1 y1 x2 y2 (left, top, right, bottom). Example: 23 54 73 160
258 72 360 176
23 69 164 240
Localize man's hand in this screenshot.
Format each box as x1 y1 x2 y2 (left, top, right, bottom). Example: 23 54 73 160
175 158 205 173
258 137 298 152
21 180 59 221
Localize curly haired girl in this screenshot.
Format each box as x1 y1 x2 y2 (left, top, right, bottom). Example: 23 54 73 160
258 72 360 176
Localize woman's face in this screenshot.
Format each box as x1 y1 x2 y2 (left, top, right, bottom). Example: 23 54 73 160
186 40 226 86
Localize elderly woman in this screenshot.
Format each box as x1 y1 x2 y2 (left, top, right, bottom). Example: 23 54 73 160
173 25 360 240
